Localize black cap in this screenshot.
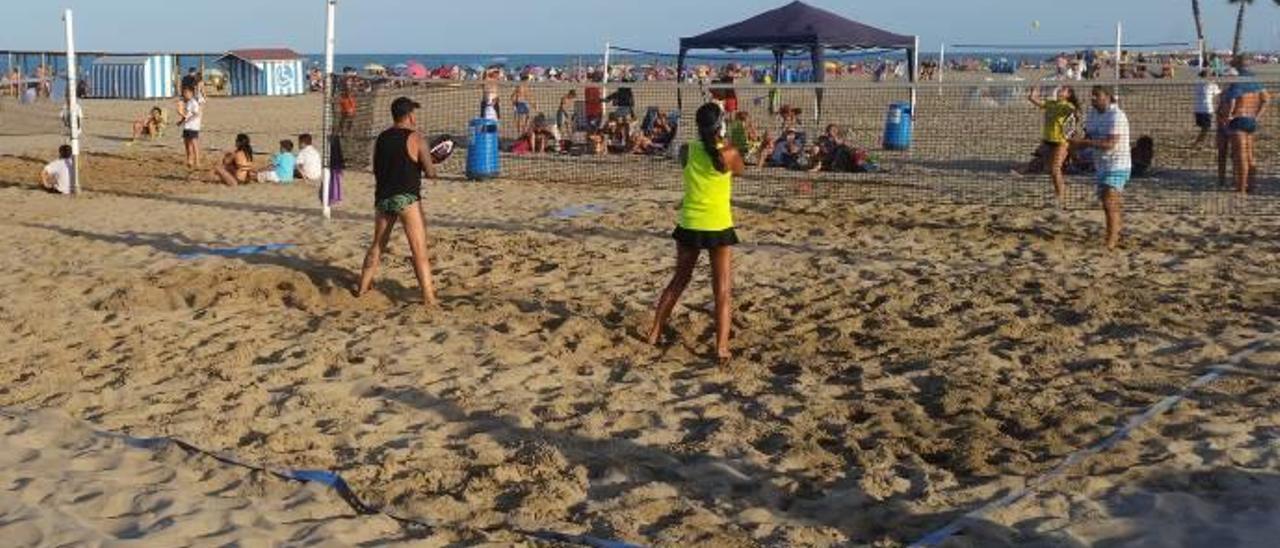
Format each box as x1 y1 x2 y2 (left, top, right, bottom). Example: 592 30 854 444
391 96 420 120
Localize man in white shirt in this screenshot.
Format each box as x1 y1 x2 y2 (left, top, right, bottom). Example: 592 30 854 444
39 145 75 195
177 86 202 171
1071 86 1131 251
1193 70 1220 147
294 133 322 181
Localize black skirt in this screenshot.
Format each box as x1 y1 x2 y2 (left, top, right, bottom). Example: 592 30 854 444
672 226 739 249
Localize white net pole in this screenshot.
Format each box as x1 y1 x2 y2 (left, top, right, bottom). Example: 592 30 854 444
63 9 81 195
321 0 336 219
602 41 610 97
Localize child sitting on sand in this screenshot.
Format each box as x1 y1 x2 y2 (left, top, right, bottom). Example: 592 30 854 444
39 145 75 195
258 139 297 184
129 107 166 144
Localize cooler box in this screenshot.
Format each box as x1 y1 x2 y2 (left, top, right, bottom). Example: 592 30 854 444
466 118 500 180
882 102 913 151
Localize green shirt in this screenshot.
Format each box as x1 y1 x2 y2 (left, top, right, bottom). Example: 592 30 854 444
679 141 734 231
1042 99 1076 144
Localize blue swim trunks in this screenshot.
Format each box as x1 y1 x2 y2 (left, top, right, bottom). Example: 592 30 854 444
515 101 530 115
1096 169 1131 195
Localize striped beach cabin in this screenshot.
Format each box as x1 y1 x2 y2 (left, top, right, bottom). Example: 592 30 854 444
219 48 306 96
88 55 175 99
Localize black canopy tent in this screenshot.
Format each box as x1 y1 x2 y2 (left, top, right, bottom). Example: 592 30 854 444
677 1 918 113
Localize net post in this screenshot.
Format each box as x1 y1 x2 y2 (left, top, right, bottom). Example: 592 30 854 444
602 41 610 97
63 9 81 195
321 0 336 219
910 35 919 113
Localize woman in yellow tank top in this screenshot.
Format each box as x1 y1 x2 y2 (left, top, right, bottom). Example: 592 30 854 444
647 103 746 364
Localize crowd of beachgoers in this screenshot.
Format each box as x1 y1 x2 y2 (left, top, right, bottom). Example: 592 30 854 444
306 50 1280 88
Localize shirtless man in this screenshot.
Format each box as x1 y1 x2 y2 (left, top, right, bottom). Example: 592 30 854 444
1221 57 1271 194
511 80 533 135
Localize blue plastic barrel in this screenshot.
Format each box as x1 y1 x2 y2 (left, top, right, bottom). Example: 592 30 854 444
466 118 500 180
882 102 913 151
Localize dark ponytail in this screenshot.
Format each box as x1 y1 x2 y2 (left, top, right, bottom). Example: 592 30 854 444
695 102 727 172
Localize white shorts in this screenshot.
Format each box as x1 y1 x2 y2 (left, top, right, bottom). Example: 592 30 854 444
259 170 280 183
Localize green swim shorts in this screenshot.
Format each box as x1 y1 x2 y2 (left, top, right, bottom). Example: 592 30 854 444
375 193 419 214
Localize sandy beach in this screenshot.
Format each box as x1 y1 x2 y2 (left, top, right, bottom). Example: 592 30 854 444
1 87 1279 547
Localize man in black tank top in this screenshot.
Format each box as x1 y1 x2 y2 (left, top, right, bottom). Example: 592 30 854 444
358 97 439 306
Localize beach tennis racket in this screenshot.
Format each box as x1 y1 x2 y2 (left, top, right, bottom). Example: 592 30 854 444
429 135 455 163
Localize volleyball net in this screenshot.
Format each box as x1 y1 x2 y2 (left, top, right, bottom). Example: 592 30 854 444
327 74 1279 215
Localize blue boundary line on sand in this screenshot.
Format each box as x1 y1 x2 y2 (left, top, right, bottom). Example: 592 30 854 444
908 338 1274 547
177 243 296 260
0 410 645 548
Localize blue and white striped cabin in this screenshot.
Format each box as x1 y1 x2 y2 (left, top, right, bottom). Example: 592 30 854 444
218 49 306 97
88 55 175 99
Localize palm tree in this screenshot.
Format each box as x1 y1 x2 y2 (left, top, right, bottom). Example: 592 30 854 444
1228 0 1280 56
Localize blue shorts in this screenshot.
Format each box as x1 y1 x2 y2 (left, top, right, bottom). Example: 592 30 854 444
1096 169 1130 195
515 101 530 115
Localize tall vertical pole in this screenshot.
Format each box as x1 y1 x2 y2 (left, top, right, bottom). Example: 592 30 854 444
1197 38 1205 70
64 10 81 195
1114 21 1122 81
321 0 336 219
910 35 919 113
601 41 611 96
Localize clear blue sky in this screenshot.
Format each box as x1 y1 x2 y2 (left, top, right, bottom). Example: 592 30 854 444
5 0 1280 54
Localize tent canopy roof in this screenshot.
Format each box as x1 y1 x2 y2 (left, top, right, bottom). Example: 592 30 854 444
679 1 913 52
219 48 301 64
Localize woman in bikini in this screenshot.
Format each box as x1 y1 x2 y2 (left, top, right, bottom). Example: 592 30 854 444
647 103 746 364
212 133 256 186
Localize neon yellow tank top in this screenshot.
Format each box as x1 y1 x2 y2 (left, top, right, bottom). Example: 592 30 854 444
679 140 734 231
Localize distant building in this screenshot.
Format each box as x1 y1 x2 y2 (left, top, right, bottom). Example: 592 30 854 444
218 48 306 97
88 54 175 99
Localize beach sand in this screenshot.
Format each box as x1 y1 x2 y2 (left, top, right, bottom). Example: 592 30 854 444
0 90 1278 546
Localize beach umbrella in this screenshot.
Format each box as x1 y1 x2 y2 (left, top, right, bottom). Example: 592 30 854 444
405 61 428 79
363 63 386 75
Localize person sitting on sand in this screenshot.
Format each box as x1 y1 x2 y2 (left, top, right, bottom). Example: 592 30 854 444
648 111 675 148
358 97 439 306
1070 86 1131 251
212 133 256 186
647 103 745 364
805 124 849 173
294 133 322 181
39 145 75 195
258 139 297 184
1022 85 1080 203
129 107 167 144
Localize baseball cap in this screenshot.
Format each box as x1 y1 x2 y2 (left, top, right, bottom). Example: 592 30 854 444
390 96 421 119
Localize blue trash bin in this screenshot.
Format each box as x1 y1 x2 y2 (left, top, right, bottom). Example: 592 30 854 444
882 102 913 151
466 118 500 180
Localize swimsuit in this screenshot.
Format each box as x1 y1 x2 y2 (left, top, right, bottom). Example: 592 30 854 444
1228 117 1258 134
515 101 530 115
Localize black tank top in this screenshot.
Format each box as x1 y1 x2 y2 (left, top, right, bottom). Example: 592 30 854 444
373 127 421 203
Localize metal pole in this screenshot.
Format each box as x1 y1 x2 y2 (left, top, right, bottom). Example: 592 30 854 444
1114 21 1122 81
321 0 336 219
601 41 610 96
64 10 81 194
910 35 919 113
1197 38 1205 70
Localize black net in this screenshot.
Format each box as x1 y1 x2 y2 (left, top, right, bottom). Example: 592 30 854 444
326 74 1280 215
